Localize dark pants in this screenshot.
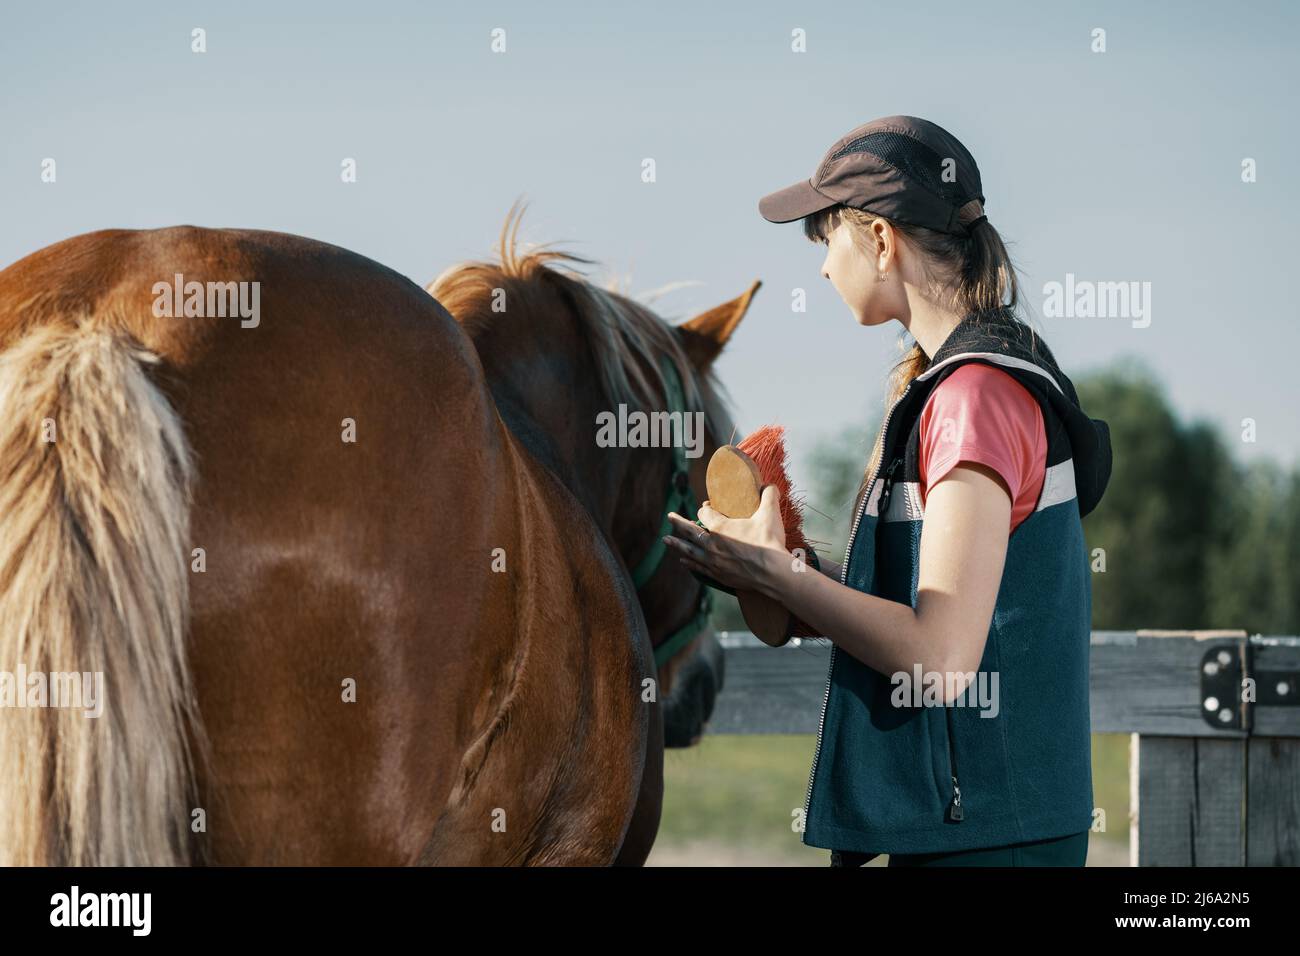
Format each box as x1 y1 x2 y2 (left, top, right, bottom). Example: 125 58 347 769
830 829 1089 867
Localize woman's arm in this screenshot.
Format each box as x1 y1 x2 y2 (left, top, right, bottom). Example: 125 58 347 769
771 463 1009 686
666 463 1011 695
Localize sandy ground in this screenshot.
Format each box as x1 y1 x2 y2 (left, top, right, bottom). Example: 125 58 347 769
646 836 1130 867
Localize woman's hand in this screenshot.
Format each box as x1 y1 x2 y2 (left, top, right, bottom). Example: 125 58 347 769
664 484 790 597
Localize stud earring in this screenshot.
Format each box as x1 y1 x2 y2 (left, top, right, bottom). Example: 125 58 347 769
877 271 888 282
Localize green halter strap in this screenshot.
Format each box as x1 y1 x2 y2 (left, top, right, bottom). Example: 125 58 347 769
628 357 713 667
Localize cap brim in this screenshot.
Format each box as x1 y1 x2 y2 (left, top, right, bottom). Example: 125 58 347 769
758 178 838 223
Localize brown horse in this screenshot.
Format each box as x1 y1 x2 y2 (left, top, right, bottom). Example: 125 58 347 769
0 215 756 865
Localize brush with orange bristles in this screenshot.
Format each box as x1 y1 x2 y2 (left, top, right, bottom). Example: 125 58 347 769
703 424 820 646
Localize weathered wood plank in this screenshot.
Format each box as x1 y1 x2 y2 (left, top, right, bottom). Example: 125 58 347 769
708 630 1300 738
1090 631 1248 736
1246 737 1300 865
1131 736 1245 866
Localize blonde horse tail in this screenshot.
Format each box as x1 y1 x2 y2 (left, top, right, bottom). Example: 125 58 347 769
0 323 201 865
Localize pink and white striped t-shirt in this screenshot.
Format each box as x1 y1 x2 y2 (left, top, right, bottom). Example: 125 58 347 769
917 363 1047 534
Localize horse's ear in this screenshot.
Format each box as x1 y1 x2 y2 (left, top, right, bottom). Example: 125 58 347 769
676 279 761 369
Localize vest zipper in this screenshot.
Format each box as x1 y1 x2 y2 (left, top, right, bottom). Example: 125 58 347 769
802 382 915 833
876 456 902 517
945 705 963 822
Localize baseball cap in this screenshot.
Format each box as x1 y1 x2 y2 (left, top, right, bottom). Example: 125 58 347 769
758 115 987 236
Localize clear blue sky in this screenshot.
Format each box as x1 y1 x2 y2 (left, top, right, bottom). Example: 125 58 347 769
3 0 1297 476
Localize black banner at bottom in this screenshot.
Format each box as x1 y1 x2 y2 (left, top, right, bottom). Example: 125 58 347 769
0 864 1281 941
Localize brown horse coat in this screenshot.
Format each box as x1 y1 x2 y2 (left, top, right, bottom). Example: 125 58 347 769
0 223 754 865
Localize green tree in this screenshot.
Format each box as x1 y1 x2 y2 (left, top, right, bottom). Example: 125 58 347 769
1077 358 1237 630
1205 461 1300 634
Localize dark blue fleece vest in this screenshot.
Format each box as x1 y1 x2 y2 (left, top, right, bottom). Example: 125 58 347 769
802 309 1113 858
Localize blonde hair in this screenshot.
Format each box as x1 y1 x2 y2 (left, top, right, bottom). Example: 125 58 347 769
0 323 202 865
802 202 1027 502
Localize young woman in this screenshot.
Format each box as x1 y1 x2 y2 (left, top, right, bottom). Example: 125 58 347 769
664 116 1113 867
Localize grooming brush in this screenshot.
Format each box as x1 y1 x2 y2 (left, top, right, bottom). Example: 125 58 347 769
704 424 818 647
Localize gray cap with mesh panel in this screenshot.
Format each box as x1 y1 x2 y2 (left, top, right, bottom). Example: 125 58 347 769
758 115 987 236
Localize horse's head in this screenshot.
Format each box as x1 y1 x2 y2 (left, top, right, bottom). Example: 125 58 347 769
428 204 756 746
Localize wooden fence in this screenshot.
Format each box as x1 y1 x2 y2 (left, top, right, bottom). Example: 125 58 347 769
705 629 1300 866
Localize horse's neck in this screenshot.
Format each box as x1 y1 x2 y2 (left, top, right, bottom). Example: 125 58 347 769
492 395 569 482
479 361 620 536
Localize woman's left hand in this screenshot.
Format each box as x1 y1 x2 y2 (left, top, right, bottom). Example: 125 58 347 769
664 484 789 595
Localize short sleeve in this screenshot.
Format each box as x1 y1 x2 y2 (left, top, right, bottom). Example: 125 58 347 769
917 363 1046 531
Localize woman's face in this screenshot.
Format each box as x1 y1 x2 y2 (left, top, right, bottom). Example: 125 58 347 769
819 217 903 328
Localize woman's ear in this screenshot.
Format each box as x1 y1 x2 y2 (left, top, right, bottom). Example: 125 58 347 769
676 279 761 369
875 219 904 272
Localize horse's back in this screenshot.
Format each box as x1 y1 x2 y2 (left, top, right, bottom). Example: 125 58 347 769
1 227 506 862
2 226 473 365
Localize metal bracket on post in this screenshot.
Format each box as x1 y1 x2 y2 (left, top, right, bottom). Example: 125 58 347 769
1201 640 1300 733
1200 643 1247 732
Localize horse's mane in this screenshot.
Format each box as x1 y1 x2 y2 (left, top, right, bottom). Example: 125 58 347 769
426 202 730 437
